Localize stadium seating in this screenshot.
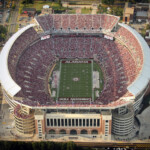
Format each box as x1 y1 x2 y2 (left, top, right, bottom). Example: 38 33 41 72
11 34 139 107
115 26 143 72
36 14 119 32
7 16 144 108
8 27 39 80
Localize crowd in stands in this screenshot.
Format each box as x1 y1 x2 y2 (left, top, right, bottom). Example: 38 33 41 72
8 27 39 80
13 37 138 107
7 18 143 108
115 26 143 72
36 14 119 32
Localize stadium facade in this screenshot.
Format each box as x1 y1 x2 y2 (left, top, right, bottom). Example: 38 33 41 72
0 14 150 141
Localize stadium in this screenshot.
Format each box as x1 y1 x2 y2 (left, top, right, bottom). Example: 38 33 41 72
0 14 150 141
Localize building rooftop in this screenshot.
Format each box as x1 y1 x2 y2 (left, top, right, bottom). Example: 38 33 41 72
23 8 36 12
136 11 148 17
125 7 134 15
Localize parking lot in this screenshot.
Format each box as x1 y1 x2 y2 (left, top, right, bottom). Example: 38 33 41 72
0 103 15 140
0 9 10 25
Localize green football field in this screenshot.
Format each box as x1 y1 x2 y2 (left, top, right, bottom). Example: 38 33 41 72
58 60 93 98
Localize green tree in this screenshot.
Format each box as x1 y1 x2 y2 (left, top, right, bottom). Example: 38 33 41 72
32 142 40 150
111 7 123 18
40 142 46 150
125 0 149 3
12 4 16 9
47 142 55 150
26 142 33 150
22 0 34 4
4 141 12 150
0 25 7 42
61 142 67 150
67 142 76 150
58 0 62 7
98 4 107 14
141 28 146 37
0 33 6 40
17 142 26 150
146 24 150 30
102 0 114 5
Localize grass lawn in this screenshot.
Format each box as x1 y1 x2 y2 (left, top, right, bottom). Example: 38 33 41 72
15 24 19 32
50 60 104 101
67 0 99 5
81 8 92 14
20 1 61 13
67 9 76 14
58 60 92 98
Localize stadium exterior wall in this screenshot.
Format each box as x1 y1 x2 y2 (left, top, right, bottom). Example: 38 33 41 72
112 106 134 136
118 23 150 113
119 23 150 97
0 24 35 97
0 17 150 141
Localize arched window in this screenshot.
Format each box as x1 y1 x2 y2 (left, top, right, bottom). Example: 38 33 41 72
91 130 98 134
60 129 66 134
80 129 88 134
49 129 55 134
70 129 77 135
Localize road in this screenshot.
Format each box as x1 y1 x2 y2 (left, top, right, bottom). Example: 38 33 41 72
8 0 20 35
0 9 7 25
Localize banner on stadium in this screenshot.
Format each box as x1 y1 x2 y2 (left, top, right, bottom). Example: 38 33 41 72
62 60 91 64
59 98 92 101
41 35 50 40
104 35 114 41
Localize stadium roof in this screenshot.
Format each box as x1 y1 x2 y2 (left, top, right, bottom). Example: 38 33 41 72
119 23 150 96
0 24 35 97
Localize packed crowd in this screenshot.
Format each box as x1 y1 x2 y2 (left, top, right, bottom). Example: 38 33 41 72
8 27 39 80
7 22 143 108
36 14 119 32
13 40 137 107
115 26 143 72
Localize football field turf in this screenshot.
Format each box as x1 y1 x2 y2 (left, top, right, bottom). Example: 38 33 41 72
58 60 92 98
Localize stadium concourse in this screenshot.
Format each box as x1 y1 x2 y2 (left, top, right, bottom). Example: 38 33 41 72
0 14 150 141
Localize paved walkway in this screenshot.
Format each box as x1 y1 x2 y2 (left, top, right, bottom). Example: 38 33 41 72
91 5 98 14
0 103 15 140
136 106 150 140
8 0 20 35
76 8 81 14
91 9 97 14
